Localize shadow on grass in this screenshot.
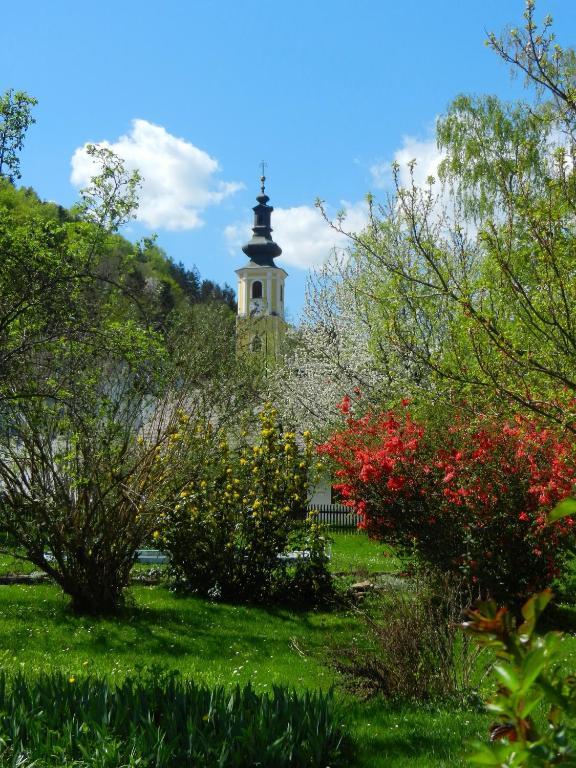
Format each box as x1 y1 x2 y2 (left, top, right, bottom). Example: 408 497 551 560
346 698 490 768
0 583 351 668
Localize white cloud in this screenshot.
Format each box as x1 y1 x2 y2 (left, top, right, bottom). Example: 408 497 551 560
370 134 445 190
225 200 368 271
70 119 243 231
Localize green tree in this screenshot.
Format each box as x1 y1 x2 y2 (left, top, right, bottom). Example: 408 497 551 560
321 1 576 430
0 143 156 403
0 89 37 183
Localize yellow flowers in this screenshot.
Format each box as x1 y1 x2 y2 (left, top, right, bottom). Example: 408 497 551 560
130 401 324 602
303 430 311 439
68 676 76 684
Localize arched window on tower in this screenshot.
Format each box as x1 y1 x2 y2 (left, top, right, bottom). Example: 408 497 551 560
252 280 262 299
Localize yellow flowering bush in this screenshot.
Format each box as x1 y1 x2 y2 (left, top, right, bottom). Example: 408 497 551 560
158 404 329 602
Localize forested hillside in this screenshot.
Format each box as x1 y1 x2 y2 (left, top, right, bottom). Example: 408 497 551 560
0 179 236 332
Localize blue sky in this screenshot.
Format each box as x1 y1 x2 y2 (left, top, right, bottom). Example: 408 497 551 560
3 0 576 318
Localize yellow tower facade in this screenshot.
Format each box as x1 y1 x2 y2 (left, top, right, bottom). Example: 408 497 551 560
236 175 287 361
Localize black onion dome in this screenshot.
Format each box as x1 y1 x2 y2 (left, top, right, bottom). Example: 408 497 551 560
241 176 282 267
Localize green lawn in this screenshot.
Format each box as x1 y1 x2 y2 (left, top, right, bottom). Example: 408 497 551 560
0 532 505 766
0 583 350 690
329 531 404 575
0 581 494 767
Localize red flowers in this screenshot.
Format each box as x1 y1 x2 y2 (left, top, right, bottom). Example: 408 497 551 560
319 403 576 602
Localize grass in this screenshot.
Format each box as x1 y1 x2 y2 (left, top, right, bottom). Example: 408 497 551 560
329 531 404 575
0 533 570 766
0 552 36 575
346 699 493 767
0 582 492 766
0 583 352 690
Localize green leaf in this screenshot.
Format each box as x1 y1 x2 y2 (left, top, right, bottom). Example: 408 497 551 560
494 663 520 691
467 742 517 765
518 590 553 638
519 648 548 693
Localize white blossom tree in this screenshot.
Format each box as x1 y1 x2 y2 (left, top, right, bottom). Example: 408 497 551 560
269 250 396 435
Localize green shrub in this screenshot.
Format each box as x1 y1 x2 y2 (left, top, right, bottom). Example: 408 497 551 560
0 395 161 615
272 513 336 607
0 669 348 767
159 405 333 603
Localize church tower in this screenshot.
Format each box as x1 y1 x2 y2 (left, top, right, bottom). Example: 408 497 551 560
236 173 287 361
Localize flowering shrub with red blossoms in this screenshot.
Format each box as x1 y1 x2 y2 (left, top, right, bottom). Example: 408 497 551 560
318 398 576 603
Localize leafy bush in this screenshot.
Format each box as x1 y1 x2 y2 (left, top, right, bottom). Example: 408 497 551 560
159 405 332 603
319 400 576 603
463 589 576 766
272 513 335 606
0 669 348 767
0 392 161 615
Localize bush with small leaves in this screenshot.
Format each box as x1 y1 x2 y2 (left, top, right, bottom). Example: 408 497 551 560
159 405 332 602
